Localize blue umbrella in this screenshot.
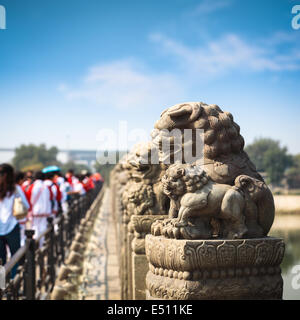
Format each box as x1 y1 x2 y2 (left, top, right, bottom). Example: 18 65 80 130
42 165 61 173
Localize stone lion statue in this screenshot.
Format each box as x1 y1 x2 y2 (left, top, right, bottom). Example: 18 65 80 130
121 141 169 216
151 163 274 239
122 182 156 216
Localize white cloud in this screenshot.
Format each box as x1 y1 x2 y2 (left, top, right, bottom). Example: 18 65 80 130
60 32 300 112
59 59 185 110
262 31 300 46
192 0 233 15
150 33 300 74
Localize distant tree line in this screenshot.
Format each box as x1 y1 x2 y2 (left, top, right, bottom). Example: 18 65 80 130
245 138 300 188
12 144 91 174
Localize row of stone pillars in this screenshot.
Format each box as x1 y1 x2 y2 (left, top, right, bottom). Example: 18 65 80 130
109 172 166 299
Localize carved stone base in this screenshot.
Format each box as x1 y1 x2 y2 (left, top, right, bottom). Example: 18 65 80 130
145 235 285 300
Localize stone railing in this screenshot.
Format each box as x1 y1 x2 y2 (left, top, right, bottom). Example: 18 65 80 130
50 185 106 300
0 183 104 300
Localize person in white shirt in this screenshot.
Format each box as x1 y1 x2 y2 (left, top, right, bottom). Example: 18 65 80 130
15 171 30 246
72 175 86 196
0 164 29 277
44 171 62 217
25 171 52 247
56 175 71 213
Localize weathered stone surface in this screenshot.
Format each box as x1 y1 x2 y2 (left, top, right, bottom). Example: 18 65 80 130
146 270 283 300
130 215 168 299
145 235 285 300
154 102 260 184
146 235 284 271
131 215 167 254
152 163 274 240
77 189 121 300
132 253 148 300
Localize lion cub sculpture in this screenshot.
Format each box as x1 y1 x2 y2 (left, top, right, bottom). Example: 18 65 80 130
151 163 274 240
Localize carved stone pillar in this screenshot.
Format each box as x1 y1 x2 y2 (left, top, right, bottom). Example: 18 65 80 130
110 167 126 299
121 215 130 299
130 215 167 300
145 235 285 300
127 219 134 299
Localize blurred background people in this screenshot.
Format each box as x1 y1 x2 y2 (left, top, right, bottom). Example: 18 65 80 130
0 159 103 271
72 174 87 196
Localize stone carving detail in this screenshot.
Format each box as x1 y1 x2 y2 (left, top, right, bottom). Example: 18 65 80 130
131 215 166 254
110 143 169 299
145 236 284 272
146 270 283 300
145 236 285 300
122 183 155 216
151 163 274 240
121 142 169 218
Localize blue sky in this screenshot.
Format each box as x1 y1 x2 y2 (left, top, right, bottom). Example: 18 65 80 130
0 0 299 153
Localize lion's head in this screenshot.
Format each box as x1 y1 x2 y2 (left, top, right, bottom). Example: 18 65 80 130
161 163 209 200
126 141 161 181
154 102 245 160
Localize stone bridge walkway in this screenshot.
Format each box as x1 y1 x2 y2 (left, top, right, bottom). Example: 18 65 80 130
77 188 120 300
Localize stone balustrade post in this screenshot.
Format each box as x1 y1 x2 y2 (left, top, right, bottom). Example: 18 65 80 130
130 215 167 300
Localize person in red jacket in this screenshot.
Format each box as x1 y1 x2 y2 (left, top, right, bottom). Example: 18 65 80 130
44 172 62 217
83 172 95 192
21 170 33 191
65 169 78 192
